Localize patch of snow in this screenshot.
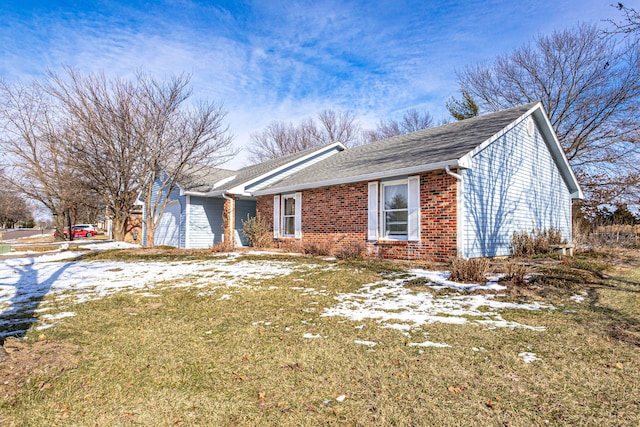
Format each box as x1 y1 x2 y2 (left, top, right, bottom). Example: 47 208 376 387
36 322 63 330
407 269 507 291
353 340 377 347
519 352 543 363
39 311 76 321
570 294 586 303
322 270 552 335
302 333 324 339
218 294 231 300
0 254 317 336
408 341 450 348
78 241 140 251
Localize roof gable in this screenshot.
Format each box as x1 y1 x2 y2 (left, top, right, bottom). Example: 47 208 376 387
183 142 345 196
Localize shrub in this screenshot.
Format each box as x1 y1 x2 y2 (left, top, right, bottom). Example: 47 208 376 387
303 241 333 256
210 242 232 253
502 261 528 284
335 241 366 260
280 240 305 253
511 228 565 257
241 214 272 248
449 257 489 283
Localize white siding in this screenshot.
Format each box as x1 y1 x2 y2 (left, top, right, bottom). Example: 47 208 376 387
462 116 572 258
142 178 185 247
187 196 225 248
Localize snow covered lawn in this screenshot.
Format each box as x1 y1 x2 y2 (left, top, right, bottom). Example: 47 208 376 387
0 243 312 337
1 244 550 339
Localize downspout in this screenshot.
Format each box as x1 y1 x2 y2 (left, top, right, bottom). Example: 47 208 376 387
222 193 234 250
445 165 465 259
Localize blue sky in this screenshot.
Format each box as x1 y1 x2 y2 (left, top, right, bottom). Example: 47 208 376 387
0 0 623 168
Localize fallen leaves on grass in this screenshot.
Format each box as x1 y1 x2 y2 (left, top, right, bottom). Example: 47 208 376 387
447 385 467 393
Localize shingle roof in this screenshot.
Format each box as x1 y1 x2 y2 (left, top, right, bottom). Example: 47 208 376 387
182 143 343 193
221 143 342 191
182 164 237 193
258 102 538 193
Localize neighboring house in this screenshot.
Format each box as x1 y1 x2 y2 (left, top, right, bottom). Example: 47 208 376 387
148 102 582 260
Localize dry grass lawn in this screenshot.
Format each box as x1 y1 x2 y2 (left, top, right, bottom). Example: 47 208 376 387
1 250 639 426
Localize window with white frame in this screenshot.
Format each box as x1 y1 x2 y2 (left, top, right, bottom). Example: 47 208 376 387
282 194 296 236
368 176 420 241
382 181 408 237
273 193 302 239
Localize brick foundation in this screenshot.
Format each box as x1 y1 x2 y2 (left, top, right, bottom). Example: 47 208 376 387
256 170 458 261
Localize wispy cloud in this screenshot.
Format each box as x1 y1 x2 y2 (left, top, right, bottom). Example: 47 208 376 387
0 0 622 167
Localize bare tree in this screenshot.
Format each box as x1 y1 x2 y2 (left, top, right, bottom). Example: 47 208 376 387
248 109 361 162
46 69 235 245
363 109 434 143
0 80 89 238
135 76 235 247
456 24 640 205
0 187 32 228
606 3 640 38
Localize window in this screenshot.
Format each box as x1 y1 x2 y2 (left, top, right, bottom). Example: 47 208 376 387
282 195 296 236
382 182 408 237
273 193 302 239
368 176 420 241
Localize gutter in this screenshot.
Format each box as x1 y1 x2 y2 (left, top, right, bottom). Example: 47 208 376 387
445 165 465 259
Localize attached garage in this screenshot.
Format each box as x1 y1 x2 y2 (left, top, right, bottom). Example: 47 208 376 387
154 200 181 247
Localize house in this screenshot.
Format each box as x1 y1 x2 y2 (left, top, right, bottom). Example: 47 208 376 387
148 102 582 260
145 142 346 248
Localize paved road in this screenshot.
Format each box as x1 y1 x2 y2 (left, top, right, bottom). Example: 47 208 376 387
0 229 47 241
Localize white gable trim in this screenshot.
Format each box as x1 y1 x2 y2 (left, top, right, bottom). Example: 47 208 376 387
181 142 346 197
226 142 346 195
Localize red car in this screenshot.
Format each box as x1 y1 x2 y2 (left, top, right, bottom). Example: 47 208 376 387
55 224 98 238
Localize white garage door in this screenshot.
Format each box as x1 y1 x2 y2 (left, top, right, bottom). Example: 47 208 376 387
155 201 180 247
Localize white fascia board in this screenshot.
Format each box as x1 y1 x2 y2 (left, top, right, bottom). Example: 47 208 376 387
183 189 225 198
252 159 462 196
183 189 254 198
532 107 584 200
226 142 346 194
212 175 237 189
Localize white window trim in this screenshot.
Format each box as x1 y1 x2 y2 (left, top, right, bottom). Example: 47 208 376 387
371 176 420 242
281 194 296 237
380 179 410 241
278 192 302 239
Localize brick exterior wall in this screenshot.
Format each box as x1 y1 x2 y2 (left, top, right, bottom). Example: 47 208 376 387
255 170 458 261
223 196 234 249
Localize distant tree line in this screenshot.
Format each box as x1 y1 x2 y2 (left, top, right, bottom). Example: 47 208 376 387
247 108 438 163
